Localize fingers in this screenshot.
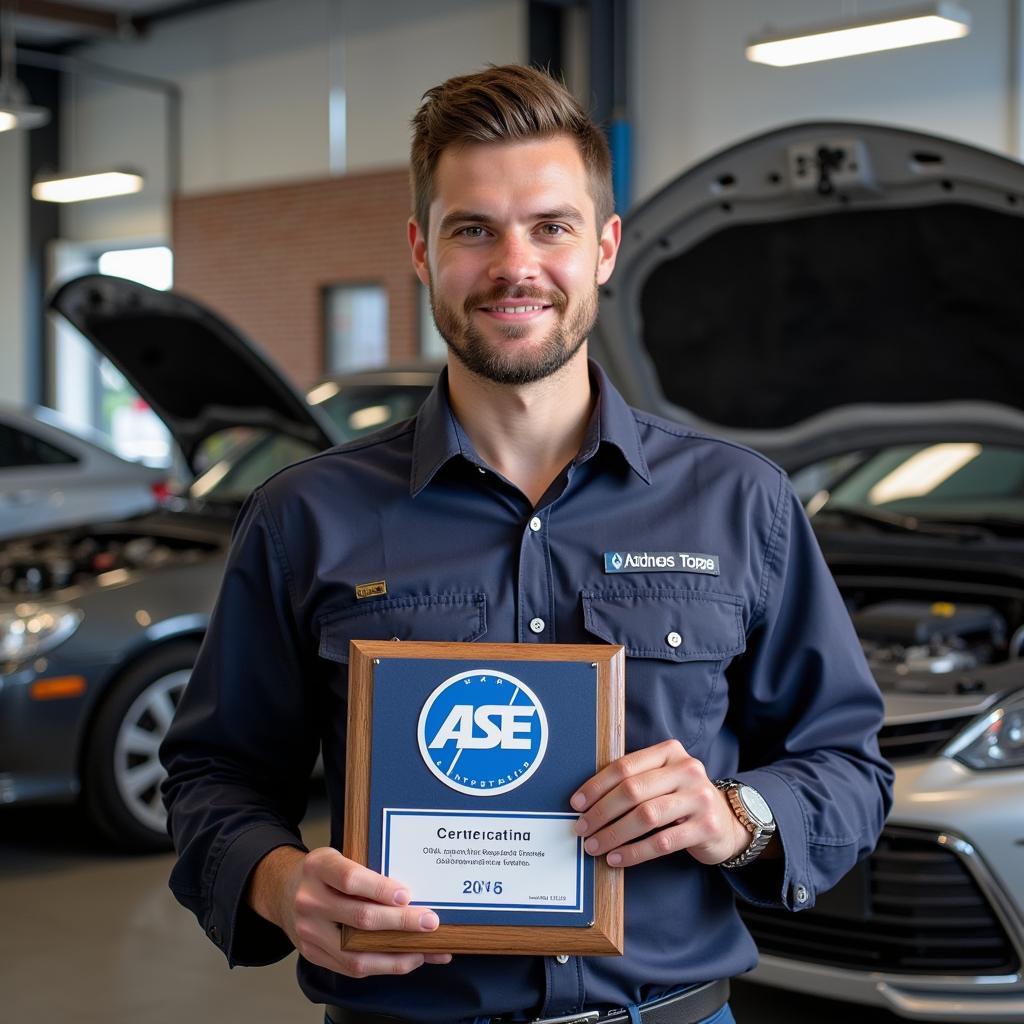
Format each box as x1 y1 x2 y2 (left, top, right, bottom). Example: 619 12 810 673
571 739 688 813
299 939 450 979
289 848 454 978
572 741 735 868
302 849 437 933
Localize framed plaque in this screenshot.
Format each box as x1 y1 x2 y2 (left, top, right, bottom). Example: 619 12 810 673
341 640 625 956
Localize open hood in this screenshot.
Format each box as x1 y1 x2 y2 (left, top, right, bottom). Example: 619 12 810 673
50 274 335 472
591 122 1024 469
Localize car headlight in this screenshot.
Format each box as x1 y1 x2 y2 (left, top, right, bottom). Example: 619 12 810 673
0 603 84 664
944 687 1024 770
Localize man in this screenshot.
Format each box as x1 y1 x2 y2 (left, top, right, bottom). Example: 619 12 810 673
162 64 892 1024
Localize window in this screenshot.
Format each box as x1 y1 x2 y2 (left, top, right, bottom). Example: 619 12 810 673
0 425 77 468
419 282 447 361
325 285 389 372
52 243 174 466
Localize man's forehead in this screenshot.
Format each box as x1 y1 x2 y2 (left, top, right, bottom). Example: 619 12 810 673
430 136 594 221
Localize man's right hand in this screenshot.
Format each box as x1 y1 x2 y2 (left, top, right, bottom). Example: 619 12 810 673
247 845 453 977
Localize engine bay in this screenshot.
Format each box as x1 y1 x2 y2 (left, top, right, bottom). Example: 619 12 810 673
0 523 223 596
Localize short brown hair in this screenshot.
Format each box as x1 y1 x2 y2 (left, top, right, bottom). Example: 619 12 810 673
410 64 614 235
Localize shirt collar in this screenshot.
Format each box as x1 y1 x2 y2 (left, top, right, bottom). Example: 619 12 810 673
410 360 651 497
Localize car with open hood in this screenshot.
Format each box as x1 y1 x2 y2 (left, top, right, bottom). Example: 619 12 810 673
0 272 437 850
589 121 1024 1023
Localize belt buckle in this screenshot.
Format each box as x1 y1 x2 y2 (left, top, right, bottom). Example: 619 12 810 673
531 1014 600 1024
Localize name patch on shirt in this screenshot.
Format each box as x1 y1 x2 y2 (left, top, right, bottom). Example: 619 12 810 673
604 551 720 575
355 580 388 599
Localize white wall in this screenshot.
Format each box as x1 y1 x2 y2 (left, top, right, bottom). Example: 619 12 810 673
0 127 26 404
632 0 1020 204
61 0 525 244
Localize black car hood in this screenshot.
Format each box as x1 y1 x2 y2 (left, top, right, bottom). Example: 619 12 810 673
591 121 1024 468
50 274 336 472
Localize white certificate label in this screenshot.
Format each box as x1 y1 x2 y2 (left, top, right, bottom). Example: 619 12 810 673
382 809 584 912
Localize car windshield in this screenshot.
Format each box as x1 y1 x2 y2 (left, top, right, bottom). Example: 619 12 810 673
188 379 434 506
809 442 1024 528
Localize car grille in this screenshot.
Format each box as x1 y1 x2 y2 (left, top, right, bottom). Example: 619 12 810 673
877 714 973 761
740 829 1020 975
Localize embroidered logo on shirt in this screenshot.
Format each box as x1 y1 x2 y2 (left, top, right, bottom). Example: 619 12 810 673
355 580 387 599
604 551 720 575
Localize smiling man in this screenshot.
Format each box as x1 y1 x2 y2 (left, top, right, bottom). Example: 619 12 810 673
162 65 892 1024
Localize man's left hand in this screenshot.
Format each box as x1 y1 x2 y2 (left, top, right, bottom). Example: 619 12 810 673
571 739 751 867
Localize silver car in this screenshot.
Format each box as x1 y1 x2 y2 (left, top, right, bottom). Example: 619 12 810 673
590 122 1024 1022
0 273 437 851
0 404 167 540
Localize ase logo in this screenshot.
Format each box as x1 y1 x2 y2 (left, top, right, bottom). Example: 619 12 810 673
417 669 548 796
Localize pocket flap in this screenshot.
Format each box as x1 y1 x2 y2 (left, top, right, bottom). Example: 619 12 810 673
318 592 487 663
581 588 745 662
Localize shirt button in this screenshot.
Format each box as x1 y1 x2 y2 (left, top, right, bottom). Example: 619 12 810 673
795 885 809 904
529 516 542 532
529 617 545 634
667 631 682 648
555 954 570 964
477 466 486 474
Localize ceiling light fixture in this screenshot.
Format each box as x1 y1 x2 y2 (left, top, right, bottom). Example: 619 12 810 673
746 2 971 67
0 2 49 131
32 170 144 203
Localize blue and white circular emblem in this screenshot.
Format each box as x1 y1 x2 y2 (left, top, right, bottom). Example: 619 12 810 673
416 669 548 797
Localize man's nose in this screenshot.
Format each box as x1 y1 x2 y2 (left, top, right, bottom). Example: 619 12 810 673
488 233 539 285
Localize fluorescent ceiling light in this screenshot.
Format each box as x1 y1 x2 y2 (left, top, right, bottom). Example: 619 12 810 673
746 2 970 67
32 170 144 203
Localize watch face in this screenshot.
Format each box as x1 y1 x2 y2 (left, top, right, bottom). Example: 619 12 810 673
739 785 772 826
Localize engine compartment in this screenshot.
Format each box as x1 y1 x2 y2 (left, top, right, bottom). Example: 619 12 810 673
0 523 223 596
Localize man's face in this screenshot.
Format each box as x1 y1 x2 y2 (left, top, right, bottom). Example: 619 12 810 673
409 135 620 386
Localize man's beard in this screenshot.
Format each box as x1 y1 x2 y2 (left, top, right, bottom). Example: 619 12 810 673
430 282 598 386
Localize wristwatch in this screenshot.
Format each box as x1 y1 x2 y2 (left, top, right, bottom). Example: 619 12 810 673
713 779 776 869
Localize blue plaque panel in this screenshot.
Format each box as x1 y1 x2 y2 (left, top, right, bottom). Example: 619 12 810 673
368 657 597 928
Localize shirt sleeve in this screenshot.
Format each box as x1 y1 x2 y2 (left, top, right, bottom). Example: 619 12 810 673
721 473 894 912
160 488 321 966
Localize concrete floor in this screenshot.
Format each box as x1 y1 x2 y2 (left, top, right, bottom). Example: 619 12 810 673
0 794 902 1024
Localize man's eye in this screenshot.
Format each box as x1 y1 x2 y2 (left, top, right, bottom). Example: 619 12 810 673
457 226 487 238
539 223 568 236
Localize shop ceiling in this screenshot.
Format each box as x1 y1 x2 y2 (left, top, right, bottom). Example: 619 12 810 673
11 0 254 49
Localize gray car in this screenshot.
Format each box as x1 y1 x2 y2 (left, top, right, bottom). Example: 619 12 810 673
590 122 1024 1022
0 273 437 850
0 404 168 540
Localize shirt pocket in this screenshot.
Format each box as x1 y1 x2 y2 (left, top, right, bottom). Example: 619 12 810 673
580 587 746 748
317 592 488 664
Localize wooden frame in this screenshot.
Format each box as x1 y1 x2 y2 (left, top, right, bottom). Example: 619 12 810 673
342 640 625 955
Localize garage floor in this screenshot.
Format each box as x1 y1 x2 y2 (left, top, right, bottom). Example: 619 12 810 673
0 795 902 1024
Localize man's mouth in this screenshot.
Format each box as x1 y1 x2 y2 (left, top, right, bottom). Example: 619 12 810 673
480 304 547 313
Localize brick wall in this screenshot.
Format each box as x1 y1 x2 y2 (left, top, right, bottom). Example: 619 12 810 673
172 168 420 390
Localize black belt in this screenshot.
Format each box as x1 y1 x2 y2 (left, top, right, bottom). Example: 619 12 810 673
325 977 729 1024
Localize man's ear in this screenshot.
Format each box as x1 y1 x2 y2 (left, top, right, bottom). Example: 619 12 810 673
596 213 621 287
409 218 430 286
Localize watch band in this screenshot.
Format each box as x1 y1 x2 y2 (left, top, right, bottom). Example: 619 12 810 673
714 778 776 869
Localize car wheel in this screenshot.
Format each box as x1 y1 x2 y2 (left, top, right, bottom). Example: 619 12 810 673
83 641 198 851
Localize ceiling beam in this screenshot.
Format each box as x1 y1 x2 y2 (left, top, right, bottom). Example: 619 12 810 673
13 1 142 36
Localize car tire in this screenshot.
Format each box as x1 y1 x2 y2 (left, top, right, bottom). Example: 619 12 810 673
83 641 198 852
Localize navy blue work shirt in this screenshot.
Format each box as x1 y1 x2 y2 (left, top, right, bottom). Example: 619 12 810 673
161 361 893 1023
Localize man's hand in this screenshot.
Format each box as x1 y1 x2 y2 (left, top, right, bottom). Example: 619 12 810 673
247 846 452 977
570 739 752 868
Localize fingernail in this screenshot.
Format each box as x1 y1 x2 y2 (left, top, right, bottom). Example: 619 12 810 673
419 911 439 930
607 852 623 866
584 837 600 855
570 792 587 810
574 817 588 835
393 890 410 905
